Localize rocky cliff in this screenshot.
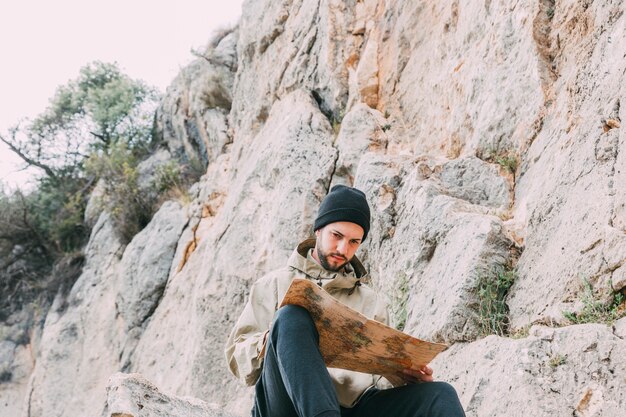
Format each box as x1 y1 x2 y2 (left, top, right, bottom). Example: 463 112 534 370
1 1 625 416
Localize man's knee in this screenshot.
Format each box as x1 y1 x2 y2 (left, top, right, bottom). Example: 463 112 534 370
429 381 459 400
420 381 463 414
405 381 461 405
272 304 316 333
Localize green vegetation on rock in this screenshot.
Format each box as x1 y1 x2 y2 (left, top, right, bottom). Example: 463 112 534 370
562 279 626 325
475 265 517 337
390 271 410 331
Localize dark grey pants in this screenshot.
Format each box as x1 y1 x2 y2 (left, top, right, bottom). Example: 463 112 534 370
253 305 466 417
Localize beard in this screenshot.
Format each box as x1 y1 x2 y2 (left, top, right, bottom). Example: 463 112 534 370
316 246 349 272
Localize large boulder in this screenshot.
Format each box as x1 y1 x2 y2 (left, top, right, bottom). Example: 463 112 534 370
117 201 188 332
104 373 234 417
434 324 626 417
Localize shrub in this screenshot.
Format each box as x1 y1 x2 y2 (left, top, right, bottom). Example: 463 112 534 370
494 154 518 173
152 159 202 204
563 279 626 325
475 265 516 337
482 148 519 174
0 184 87 322
390 272 410 331
85 141 153 243
548 353 566 369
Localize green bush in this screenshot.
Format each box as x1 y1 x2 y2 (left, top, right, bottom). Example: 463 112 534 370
85 141 153 243
152 157 204 204
475 266 516 337
0 184 87 322
153 160 184 194
0 177 89 256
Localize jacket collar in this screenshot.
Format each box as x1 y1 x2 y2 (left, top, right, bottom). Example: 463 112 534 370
287 238 369 290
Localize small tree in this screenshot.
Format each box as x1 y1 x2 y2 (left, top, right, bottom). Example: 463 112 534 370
1 61 159 182
0 61 160 253
0 62 161 325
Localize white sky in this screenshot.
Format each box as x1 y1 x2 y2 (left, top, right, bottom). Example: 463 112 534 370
0 0 244 191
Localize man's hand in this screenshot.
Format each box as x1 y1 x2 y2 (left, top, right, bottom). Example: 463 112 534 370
384 365 434 386
402 365 434 383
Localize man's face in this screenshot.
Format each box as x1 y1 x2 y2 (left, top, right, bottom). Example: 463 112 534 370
314 221 364 272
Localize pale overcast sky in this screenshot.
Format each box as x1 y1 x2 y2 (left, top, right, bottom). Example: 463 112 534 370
0 0 244 190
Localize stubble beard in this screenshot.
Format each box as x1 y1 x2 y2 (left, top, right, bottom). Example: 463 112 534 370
316 246 348 272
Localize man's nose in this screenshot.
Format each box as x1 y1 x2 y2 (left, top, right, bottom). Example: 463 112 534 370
336 239 347 255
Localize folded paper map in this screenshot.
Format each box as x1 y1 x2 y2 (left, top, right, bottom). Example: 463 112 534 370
279 278 448 377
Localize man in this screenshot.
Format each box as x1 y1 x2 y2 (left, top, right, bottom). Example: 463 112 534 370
225 185 466 417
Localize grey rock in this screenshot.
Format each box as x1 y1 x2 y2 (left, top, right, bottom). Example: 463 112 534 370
506 1 626 328
375 1 545 156
84 179 106 228
117 201 188 330
434 324 626 417
104 373 234 417
26 214 126 417
356 154 512 343
435 156 511 209
156 30 237 166
231 0 360 134
332 104 388 186
0 339 32 417
614 317 626 340
0 340 15 373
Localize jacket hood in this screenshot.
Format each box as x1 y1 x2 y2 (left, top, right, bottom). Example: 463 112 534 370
287 238 369 291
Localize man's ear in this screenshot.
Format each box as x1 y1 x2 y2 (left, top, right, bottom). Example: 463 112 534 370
314 228 321 238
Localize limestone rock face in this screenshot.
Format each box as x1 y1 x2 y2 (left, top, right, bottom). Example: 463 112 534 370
27 214 126 417
356 154 512 343
435 156 511 209
332 103 388 186
117 201 187 332
507 0 626 328
232 0 362 134
434 324 626 416
156 30 238 167
375 1 545 157
8 0 626 416
0 338 33 417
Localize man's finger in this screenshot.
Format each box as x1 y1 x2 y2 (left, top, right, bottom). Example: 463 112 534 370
401 367 435 383
421 365 433 375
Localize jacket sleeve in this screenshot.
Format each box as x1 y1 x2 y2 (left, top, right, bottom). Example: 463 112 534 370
224 276 277 386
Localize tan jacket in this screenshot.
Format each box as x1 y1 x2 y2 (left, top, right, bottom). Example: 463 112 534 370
224 239 389 407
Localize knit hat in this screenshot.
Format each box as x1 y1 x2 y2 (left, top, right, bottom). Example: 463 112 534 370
314 185 371 241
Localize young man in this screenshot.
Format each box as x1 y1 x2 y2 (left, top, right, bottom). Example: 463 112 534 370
225 185 466 417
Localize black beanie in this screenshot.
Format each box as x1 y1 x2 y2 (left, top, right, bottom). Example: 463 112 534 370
314 185 371 241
